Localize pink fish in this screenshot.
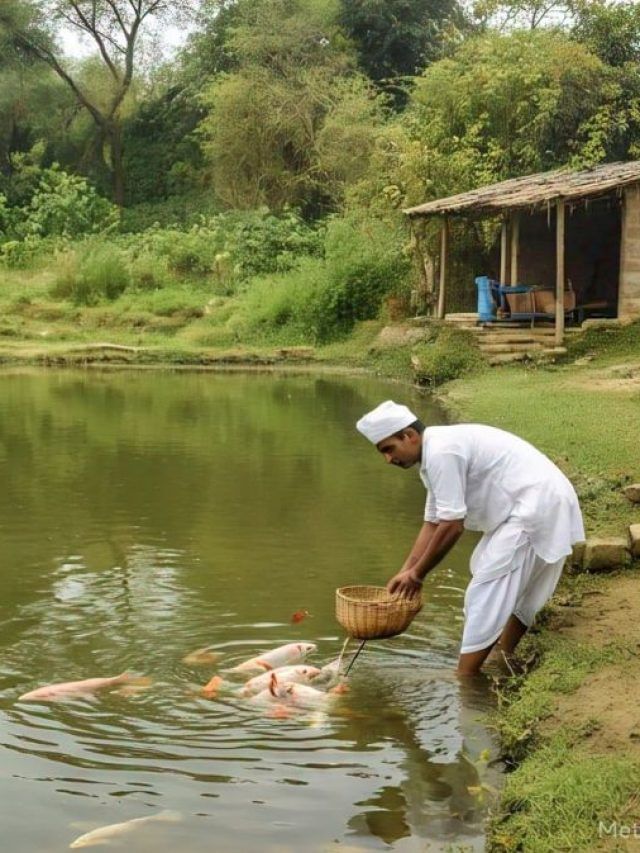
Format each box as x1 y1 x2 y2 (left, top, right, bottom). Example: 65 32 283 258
241 665 322 697
311 658 342 686
230 643 317 675
252 672 335 710
18 673 147 702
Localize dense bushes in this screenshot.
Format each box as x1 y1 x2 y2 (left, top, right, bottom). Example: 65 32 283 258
51 245 130 305
411 327 483 386
222 217 410 343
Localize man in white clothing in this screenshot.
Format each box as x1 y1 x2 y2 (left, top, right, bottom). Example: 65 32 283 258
356 400 585 676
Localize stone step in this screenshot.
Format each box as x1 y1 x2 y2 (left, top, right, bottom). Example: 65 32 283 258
479 342 545 354
478 334 549 344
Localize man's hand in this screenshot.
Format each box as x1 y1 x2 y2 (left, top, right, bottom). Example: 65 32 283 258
386 569 423 598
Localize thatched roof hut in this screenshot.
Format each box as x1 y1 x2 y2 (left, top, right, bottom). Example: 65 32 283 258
404 162 640 343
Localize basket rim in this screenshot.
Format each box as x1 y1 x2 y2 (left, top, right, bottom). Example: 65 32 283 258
336 584 421 609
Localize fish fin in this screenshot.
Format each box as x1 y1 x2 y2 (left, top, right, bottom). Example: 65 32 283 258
255 660 272 671
268 672 279 697
201 675 223 698
266 704 292 720
121 675 152 688
155 810 182 823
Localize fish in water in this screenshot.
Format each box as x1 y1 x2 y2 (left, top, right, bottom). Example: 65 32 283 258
201 674 225 699
18 673 148 703
182 647 221 666
311 658 342 686
69 810 181 848
252 672 335 710
230 643 317 675
241 665 321 697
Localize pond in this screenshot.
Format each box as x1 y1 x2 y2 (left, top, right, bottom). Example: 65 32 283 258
0 369 499 852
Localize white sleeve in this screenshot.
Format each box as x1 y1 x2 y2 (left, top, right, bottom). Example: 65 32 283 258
428 452 468 521
424 490 437 522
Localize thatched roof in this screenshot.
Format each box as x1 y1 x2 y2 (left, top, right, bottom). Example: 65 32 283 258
404 161 640 218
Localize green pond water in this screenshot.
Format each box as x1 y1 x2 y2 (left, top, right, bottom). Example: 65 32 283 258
0 369 499 852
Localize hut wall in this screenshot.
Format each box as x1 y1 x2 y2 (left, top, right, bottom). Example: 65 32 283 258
619 186 640 318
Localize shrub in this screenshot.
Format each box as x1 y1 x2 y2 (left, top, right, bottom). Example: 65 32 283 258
411 327 484 386
128 251 173 291
314 216 410 340
21 166 119 240
51 244 130 305
226 257 327 344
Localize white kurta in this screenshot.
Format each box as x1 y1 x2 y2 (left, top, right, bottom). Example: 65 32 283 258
419 424 585 573
419 424 584 653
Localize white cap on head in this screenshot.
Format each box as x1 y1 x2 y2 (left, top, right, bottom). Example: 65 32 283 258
356 400 418 445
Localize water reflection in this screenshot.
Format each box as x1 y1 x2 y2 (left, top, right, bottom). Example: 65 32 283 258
0 369 500 852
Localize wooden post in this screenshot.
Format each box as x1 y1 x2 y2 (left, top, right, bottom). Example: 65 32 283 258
555 200 565 347
500 219 508 284
437 217 448 320
510 212 520 284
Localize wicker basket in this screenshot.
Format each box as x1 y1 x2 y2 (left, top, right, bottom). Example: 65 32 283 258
336 585 422 640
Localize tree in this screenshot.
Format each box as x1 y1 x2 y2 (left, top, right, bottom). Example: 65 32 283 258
397 29 637 203
472 0 573 31
338 0 467 107
198 0 387 214
572 0 640 67
0 0 199 206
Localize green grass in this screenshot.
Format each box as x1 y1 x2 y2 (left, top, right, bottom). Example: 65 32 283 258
490 731 640 852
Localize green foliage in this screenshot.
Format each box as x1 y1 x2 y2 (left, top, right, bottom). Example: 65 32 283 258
357 28 638 224
198 0 386 213
134 209 323 285
51 244 130 305
492 730 640 851
21 166 119 239
222 213 410 343
225 257 327 344
338 0 466 106
573 0 640 67
411 326 483 386
122 85 204 205
118 191 221 233
315 215 410 337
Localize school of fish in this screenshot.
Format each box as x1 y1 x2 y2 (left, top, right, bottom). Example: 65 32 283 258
16 638 348 848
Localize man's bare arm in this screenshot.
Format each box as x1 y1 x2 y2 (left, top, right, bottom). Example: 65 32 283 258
387 519 465 596
399 521 438 573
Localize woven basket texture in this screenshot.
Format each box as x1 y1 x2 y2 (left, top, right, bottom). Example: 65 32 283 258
336 585 422 640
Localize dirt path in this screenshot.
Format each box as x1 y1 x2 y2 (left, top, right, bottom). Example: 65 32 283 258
544 570 640 757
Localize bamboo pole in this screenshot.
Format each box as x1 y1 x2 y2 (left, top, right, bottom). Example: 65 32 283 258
437 217 448 320
510 212 520 284
500 219 508 283
555 200 565 347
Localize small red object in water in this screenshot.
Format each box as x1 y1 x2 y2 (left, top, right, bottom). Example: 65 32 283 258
329 682 350 695
291 609 309 624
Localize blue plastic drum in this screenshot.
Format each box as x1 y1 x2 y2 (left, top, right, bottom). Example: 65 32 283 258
475 276 496 322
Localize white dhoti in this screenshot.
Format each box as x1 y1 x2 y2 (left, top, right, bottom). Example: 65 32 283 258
460 518 565 655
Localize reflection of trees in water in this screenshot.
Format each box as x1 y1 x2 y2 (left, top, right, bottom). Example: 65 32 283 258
332 671 494 847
